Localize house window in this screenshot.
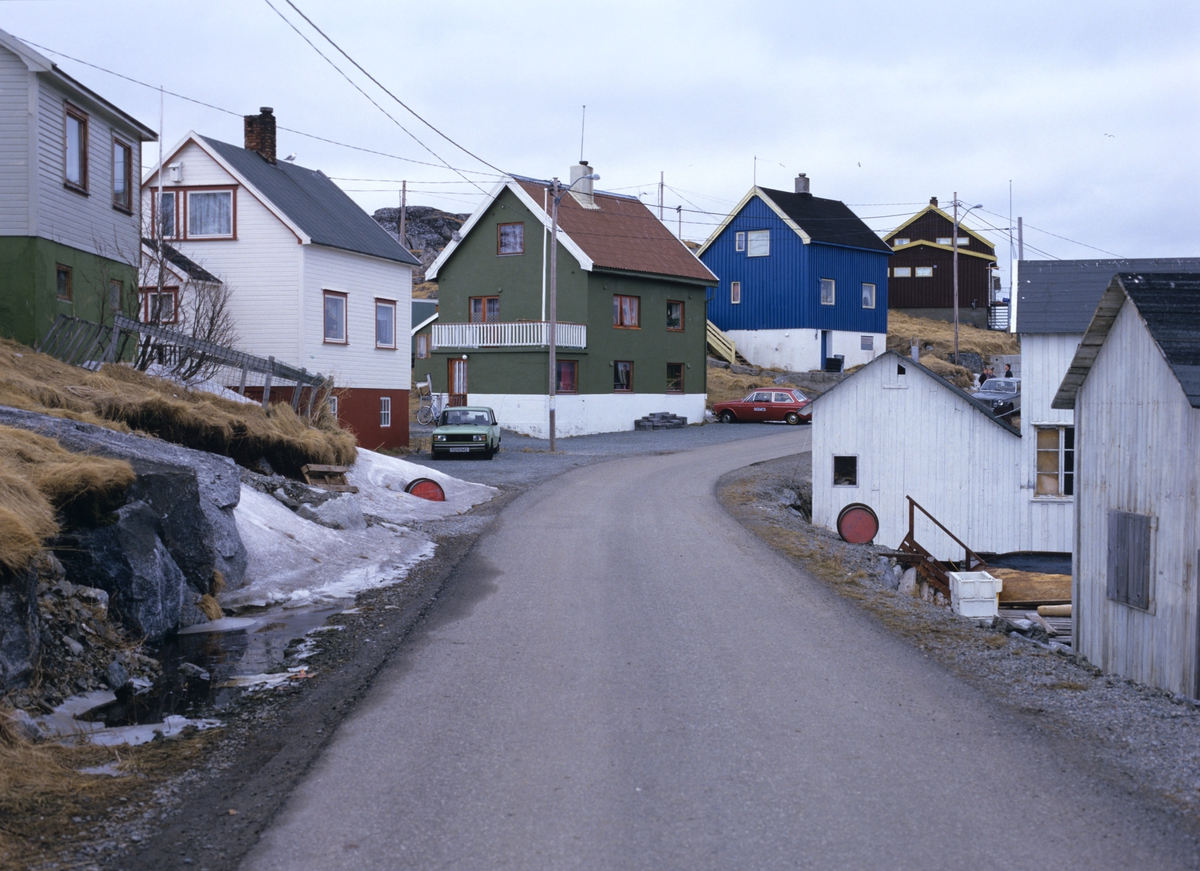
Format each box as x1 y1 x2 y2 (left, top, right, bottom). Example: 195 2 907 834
861 335 873 351
915 266 934 278
613 361 633 392
375 299 396 348
328 394 338 418
833 455 858 486
323 291 347 343
469 296 500 323
557 360 577 393
731 281 741 304
747 229 770 257
613 295 639 328
416 334 429 359
1035 426 1075 497
64 105 88 192
112 140 133 211
666 300 684 331
937 236 970 246
56 264 72 301
1107 510 1152 611
141 287 179 323
937 237 952 245
820 278 836 305
187 189 234 238
109 280 123 312
154 191 178 239
893 267 911 278
666 362 684 393
893 237 909 246
735 231 745 252
497 222 524 255
862 282 876 309
380 396 392 428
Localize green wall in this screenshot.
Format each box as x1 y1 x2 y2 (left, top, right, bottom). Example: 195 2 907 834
0 236 138 347
417 186 711 398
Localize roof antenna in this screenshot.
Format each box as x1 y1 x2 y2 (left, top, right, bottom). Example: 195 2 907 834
579 105 586 163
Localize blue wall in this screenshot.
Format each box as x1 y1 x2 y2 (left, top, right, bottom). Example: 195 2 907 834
701 195 889 334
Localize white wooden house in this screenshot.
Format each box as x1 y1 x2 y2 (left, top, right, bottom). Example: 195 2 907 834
1052 272 1200 696
140 109 419 450
811 351 1022 560
0 27 156 347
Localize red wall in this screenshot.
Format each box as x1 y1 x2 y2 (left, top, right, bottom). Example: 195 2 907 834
334 386 410 451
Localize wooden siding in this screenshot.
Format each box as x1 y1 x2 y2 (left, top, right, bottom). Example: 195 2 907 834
889 248 993 309
0 46 30 234
1020 333 1079 551
702 195 889 335
812 356 1024 559
893 210 995 257
1075 301 1200 696
302 244 412 391
33 81 141 263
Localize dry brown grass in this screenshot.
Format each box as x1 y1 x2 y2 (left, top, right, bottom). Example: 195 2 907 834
0 339 355 477
916 355 975 390
887 310 1020 361
0 426 134 573
706 366 794 408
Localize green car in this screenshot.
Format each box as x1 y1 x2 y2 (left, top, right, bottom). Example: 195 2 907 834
431 406 502 460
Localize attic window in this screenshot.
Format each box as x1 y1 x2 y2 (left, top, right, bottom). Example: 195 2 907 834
893 267 911 278
497 222 524 255
897 364 906 375
937 236 970 246
915 266 933 278
747 230 769 257
893 237 909 246
187 189 234 238
735 232 745 252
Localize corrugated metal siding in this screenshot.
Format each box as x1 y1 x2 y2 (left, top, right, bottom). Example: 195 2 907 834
1076 302 1200 695
702 196 889 334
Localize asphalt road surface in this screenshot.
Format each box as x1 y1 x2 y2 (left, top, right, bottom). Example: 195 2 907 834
242 429 1198 870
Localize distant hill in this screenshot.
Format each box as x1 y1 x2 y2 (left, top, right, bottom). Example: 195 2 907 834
373 206 469 292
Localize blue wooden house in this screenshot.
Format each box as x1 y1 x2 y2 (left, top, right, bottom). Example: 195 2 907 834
697 175 891 371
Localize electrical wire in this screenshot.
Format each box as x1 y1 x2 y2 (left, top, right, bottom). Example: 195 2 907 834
978 207 1125 258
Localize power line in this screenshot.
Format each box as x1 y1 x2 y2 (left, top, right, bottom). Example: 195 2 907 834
978 207 1124 258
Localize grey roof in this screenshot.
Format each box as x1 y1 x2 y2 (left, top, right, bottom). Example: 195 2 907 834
811 350 1020 436
142 238 219 283
1053 273 1200 410
411 299 438 330
1016 258 1200 334
200 136 420 267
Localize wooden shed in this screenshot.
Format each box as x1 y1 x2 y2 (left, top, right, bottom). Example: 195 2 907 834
1053 273 1200 695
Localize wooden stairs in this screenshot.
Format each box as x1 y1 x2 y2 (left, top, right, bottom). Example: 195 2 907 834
896 496 988 599
707 320 750 366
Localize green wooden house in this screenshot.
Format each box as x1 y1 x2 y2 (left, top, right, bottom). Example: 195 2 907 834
419 165 717 437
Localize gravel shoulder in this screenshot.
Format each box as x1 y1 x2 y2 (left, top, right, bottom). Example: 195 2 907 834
718 452 1200 831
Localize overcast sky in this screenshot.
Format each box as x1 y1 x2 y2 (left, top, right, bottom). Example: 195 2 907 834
4 0 1198 294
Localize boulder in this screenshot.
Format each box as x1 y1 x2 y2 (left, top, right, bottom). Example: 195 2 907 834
0 566 39 692
0 407 247 593
897 567 918 596
296 493 367 531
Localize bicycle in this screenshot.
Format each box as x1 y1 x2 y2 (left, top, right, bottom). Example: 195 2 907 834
415 376 443 425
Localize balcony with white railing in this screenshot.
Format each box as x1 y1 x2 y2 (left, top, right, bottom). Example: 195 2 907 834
431 321 587 350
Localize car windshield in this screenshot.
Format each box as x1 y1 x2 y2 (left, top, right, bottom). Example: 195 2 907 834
441 410 492 426
986 380 1018 394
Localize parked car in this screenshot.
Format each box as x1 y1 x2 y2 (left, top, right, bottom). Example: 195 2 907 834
431 406 502 459
712 388 811 424
974 377 1021 418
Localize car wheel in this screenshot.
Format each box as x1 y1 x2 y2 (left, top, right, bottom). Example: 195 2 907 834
484 446 495 461
785 412 800 425
430 449 441 460
719 410 736 424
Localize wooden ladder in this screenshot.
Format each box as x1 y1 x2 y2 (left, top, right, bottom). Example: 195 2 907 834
896 496 988 599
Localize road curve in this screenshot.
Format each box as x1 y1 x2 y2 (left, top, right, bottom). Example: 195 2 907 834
243 430 1197 870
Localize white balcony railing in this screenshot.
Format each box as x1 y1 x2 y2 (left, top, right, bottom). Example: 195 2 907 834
431 321 587 350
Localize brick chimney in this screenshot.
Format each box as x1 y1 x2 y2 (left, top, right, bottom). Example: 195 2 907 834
244 107 277 164
930 196 939 207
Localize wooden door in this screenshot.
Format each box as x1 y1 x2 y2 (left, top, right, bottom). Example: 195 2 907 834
448 359 468 407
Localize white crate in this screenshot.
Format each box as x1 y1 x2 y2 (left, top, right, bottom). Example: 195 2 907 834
948 571 1003 619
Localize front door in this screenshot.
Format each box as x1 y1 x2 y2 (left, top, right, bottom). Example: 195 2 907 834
448 358 468 407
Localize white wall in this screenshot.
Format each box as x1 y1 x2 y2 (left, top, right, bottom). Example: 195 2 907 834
1075 302 1200 695
469 392 707 438
302 244 412 391
726 327 884 372
812 355 1024 559
0 45 30 235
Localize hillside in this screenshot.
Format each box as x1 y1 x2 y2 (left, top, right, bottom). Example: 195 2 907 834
373 206 469 290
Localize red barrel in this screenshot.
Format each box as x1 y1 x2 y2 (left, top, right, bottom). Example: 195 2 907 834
405 478 446 502
836 503 879 544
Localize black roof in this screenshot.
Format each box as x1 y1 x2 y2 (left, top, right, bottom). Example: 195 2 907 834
759 187 892 254
1121 273 1200 407
1016 258 1200 334
200 137 420 267
142 238 220 283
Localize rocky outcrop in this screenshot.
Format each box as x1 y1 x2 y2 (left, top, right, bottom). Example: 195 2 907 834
373 206 468 284
0 565 38 690
0 407 247 641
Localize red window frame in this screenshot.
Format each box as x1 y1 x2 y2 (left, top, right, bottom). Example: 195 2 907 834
469 296 500 323
182 186 238 240
140 287 180 324
112 138 133 212
666 299 684 331
613 295 640 329
557 360 578 394
666 362 684 393
613 360 633 392
375 298 397 349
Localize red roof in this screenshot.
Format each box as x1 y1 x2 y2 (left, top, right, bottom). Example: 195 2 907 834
514 179 716 284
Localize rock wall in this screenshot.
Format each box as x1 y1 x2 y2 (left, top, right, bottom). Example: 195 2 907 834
0 565 38 690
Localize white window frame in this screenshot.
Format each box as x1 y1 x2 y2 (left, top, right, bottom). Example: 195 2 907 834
820 278 836 306
915 266 934 278
323 291 348 344
892 237 909 246
380 396 392 428
861 282 876 309
375 299 396 349
747 230 770 257
893 267 912 278
186 189 235 239
735 231 746 252
730 281 741 304
416 334 429 359
328 394 338 418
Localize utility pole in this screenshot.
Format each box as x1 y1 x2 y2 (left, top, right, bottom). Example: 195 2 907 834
677 204 682 238
1017 217 1024 260
953 193 959 366
399 181 407 246
549 178 560 452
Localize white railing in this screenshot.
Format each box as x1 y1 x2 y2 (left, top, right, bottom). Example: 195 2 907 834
432 321 587 350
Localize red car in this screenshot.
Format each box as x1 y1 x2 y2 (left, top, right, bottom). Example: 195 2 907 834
713 388 811 424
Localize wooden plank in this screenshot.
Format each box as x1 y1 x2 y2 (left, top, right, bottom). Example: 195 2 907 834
992 568 1071 605
301 464 351 474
